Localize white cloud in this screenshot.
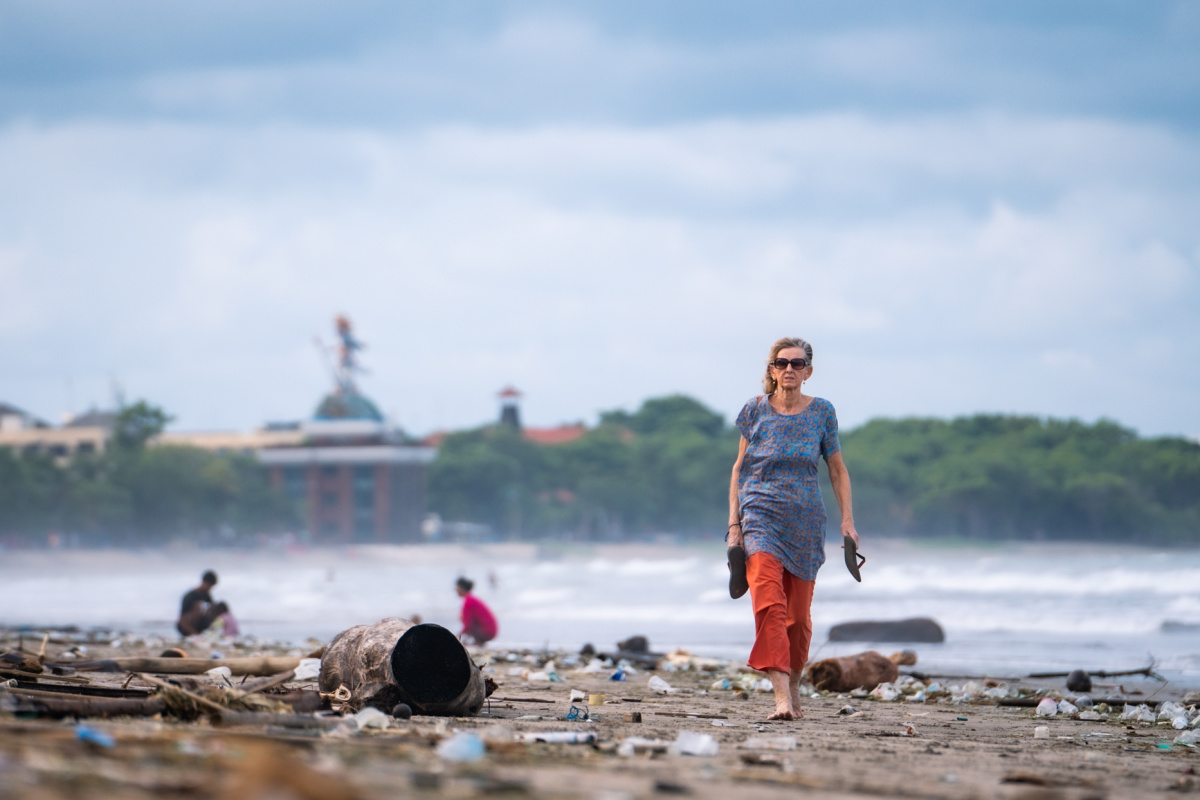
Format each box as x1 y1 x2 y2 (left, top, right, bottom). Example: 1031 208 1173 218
0 111 1196 436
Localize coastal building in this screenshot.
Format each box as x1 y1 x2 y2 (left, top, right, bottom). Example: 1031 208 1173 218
0 403 112 460
256 316 435 543
421 387 586 448
0 316 436 544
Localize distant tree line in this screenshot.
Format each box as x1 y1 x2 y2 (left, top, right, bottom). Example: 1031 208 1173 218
429 396 1200 543
0 402 295 547
429 396 739 540
4 396 1197 546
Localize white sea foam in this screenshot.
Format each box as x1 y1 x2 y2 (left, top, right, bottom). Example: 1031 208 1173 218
2 541 1198 680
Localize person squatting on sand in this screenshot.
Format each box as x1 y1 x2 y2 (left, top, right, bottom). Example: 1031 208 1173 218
728 337 860 720
176 570 235 637
456 576 498 646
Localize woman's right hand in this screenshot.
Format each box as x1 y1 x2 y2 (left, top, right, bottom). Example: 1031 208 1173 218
727 522 744 548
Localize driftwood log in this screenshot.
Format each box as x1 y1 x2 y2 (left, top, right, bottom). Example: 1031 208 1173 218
56 656 302 676
806 651 901 692
0 650 43 673
9 694 168 719
320 618 489 716
1026 664 1163 681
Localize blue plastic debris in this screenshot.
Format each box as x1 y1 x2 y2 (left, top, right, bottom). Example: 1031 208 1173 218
76 725 115 749
609 668 626 682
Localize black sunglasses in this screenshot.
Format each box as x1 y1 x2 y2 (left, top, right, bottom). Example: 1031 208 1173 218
771 358 809 370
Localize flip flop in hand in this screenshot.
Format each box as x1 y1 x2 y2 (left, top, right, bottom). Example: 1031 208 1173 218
727 545 749 599
842 534 866 582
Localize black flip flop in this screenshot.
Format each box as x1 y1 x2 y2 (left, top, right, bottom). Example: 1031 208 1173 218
842 535 865 582
727 545 749 599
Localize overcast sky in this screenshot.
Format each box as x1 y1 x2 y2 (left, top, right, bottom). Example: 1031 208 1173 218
2 1 1197 439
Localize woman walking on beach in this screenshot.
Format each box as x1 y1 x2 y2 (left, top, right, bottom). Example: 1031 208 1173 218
728 337 859 720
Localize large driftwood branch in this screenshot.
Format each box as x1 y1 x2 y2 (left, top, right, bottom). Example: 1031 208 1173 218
58 656 302 676
11 694 168 719
1026 663 1162 680
239 670 297 695
0 667 93 684
903 662 1165 683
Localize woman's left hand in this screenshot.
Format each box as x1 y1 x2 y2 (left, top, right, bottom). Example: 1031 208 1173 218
842 521 860 547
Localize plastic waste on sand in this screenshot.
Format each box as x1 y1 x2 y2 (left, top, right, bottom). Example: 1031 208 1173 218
569 689 587 702
353 707 390 730
1158 701 1190 729
671 731 719 757
738 736 798 751
609 668 627 682
293 658 321 682
1120 704 1157 723
1035 698 1058 717
1175 730 1200 745
76 725 116 749
1034 726 1050 739
1057 699 1078 715
617 737 671 757
1078 710 1103 721
648 675 673 694
205 666 233 679
871 683 900 702
522 731 597 744
437 732 486 762
1159 701 1185 720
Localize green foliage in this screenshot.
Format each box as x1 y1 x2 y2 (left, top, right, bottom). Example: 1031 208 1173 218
112 401 173 451
0 400 296 545
430 394 740 538
430 400 1200 543
842 414 1200 542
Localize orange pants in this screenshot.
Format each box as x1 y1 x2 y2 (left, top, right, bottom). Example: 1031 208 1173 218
746 552 815 674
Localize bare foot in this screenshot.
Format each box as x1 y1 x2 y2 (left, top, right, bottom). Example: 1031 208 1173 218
766 669 795 721
789 682 805 718
767 705 794 721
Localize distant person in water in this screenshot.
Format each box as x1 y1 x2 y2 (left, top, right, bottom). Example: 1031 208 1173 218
456 577 498 646
177 570 235 637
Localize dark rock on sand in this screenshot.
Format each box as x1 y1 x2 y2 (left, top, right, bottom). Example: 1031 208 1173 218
1066 669 1092 693
617 636 649 653
828 617 945 643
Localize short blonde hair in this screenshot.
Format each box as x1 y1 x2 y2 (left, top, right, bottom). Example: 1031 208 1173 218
762 337 813 394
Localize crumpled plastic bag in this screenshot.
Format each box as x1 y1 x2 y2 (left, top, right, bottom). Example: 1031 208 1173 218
1120 704 1156 723
293 658 321 682
671 730 719 756
1035 698 1058 717
871 682 900 702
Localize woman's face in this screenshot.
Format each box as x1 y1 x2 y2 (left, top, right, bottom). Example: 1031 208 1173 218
770 346 812 390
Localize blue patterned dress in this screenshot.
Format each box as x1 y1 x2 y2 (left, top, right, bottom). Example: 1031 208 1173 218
735 395 841 581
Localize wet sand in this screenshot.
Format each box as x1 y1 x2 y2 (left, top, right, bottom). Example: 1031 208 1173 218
2 630 1197 800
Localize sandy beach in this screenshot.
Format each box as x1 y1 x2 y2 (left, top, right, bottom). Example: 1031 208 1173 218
3 625 1198 800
